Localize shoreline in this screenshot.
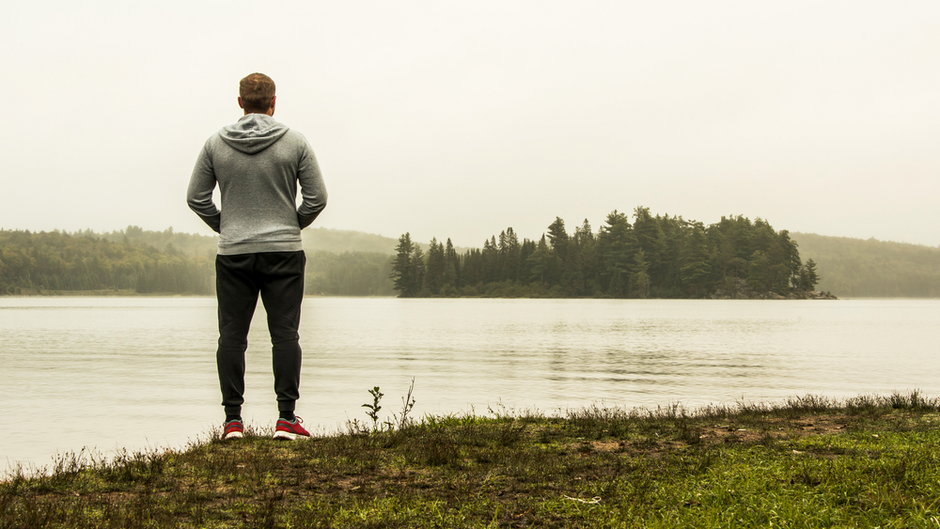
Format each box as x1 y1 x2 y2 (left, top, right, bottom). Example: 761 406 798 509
4 392 939 527
2 291 845 299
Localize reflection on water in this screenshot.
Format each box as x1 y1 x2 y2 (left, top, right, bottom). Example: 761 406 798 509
1 296 938 474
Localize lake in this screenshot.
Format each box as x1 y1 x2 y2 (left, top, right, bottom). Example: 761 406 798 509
1 296 938 475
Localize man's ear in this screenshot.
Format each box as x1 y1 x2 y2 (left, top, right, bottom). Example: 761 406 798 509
268 96 277 115
237 96 245 109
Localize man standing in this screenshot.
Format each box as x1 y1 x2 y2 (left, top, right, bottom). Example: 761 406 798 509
187 73 327 440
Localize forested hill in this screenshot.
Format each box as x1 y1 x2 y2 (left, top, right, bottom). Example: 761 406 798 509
92 226 399 258
791 233 940 298
0 230 212 294
0 228 395 296
390 208 825 299
303 228 398 254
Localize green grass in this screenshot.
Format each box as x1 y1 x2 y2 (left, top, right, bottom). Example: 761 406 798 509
3 393 940 528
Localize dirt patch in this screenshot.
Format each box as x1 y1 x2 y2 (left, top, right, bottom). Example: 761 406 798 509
590 441 622 452
574 414 859 454
697 414 850 444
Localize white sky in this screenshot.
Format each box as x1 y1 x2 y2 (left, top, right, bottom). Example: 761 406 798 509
1 1 938 247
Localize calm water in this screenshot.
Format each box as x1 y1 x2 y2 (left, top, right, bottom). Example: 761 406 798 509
1 296 938 474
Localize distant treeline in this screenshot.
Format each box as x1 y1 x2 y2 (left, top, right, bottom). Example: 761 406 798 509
306 251 394 296
0 228 394 296
0 229 211 294
5 224 938 298
391 207 822 299
792 233 940 298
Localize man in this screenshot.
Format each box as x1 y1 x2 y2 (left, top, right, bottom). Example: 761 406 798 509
187 73 327 441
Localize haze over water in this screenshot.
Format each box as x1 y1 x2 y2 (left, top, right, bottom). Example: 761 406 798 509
2 296 938 475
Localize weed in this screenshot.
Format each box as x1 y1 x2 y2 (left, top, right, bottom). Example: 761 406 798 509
362 386 384 432
392 378 417 430
357 379 418 434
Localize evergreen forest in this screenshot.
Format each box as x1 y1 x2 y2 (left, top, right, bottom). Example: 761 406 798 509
391 207 824 299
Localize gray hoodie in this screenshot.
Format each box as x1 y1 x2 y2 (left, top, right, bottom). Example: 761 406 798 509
187 114 327 255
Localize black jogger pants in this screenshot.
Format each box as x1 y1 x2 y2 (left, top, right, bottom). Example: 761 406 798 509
215 250 306 418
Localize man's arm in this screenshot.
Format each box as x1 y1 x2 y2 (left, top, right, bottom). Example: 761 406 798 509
296 143 328 229
186 143 222 233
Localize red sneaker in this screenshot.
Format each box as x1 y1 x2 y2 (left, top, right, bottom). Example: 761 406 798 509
223 419 244 440
273 417 311 440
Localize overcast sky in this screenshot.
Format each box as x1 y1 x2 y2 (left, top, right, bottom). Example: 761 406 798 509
2 1 938 247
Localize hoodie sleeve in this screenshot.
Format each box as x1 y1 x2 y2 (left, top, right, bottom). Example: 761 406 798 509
296 142 328 229
186 142 222 233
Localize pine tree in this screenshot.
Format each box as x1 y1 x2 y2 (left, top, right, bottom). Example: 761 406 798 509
482 236 499 283
443 238 459 294
528 235 552 285
547 218 569 254
391 233 419 297
411 245 426 295
572 219 597 295
424 238 445 296
544 218 569 287
597 210 635 297
633 207 667 293
679 221 712 297
798 258 820 291
498 227 521 282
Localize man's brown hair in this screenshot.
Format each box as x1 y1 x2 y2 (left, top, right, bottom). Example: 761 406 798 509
239 73 276 113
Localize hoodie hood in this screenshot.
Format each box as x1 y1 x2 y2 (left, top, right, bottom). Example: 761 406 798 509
219 114 290 154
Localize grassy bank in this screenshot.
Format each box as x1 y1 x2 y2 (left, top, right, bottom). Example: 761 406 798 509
3 393 940 528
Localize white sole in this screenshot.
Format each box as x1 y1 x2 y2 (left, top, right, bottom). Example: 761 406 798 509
273 430 309 441
223 431 244 440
